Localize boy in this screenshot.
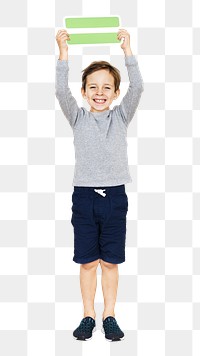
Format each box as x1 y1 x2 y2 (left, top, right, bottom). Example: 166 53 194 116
55 28 144 341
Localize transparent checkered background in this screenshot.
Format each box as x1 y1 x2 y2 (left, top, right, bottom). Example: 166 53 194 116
0 0 200 355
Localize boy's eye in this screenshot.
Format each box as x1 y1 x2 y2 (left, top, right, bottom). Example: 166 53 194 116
105 87 111 90
90 86 96 89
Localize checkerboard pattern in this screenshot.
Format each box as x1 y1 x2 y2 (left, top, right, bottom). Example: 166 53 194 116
0 0 200 355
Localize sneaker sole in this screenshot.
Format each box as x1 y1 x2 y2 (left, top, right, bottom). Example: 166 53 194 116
101 327 125 341
73 326 96 341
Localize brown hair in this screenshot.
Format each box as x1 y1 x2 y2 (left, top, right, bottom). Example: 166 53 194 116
81 61 121 93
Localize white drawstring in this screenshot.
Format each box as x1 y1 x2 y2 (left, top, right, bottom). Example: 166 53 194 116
94 189 106 197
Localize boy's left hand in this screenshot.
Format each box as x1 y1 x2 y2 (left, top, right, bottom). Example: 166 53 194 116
117 29 133 56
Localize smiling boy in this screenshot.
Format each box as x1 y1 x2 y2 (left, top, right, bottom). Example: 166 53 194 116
81 60 120 112
55 29 144 341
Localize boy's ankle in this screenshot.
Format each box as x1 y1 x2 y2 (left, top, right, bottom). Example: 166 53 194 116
102 312 115 320
84 312 96 320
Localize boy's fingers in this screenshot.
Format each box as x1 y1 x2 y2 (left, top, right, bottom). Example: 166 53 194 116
117 29 129 36
56 36 70 42
57 31 69 36
56 32 70 40
117 31 129 37
59 33 70 38
56 29 69 36
117 34 128 40
117 34 130 41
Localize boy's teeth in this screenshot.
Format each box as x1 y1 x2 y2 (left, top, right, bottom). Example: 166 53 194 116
94 99 105 103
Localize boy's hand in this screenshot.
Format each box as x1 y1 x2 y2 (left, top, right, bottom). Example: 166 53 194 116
56 29 70 60
117 29 133 56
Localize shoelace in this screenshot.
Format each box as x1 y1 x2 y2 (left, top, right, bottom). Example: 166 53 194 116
103 318 122 334
77 318 94 333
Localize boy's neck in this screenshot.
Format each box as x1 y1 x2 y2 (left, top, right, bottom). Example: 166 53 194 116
90 107 110 113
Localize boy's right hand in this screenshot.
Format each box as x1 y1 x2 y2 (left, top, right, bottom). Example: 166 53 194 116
56 29 70 59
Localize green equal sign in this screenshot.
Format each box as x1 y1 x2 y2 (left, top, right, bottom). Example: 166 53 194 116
64 16 121 45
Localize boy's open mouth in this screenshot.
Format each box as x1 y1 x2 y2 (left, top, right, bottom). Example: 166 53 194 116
93 99 107 104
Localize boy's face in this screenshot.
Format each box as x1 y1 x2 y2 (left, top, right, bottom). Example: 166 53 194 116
81 69 120 112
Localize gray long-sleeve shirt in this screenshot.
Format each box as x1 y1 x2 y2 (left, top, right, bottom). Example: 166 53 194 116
55 55 144 187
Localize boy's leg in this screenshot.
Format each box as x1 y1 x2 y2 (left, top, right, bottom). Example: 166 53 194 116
80 259 100 319
100 260 119 320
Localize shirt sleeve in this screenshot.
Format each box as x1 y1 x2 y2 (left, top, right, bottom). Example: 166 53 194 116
55 60 82 129
115 55 144 127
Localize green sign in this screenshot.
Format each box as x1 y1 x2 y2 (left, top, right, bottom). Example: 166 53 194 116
64 16 121 45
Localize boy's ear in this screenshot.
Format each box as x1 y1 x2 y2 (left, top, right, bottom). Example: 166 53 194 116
114 89 120 100
81 88 86 98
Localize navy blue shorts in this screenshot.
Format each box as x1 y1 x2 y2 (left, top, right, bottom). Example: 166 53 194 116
71 185 128 264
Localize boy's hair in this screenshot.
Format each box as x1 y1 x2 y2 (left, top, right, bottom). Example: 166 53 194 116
81 61 121 93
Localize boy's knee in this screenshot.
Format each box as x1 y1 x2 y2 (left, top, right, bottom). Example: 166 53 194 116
81 259 100 270
100 260 117 269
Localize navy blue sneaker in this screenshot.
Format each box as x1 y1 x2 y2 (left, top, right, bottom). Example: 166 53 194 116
102 316 124 341
73 317 96 341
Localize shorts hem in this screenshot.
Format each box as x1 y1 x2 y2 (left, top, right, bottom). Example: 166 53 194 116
100 256 125 264
73 256 100 264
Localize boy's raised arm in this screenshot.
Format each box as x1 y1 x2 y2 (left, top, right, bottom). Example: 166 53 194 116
116 29 144 127
55 29 81 129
